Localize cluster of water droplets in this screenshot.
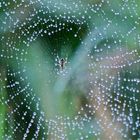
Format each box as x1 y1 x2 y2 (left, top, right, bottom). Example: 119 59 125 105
0 0 140 139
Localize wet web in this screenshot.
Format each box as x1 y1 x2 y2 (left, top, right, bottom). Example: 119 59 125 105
0 0 140 140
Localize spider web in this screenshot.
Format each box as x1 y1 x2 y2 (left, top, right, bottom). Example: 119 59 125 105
0 0 140 140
